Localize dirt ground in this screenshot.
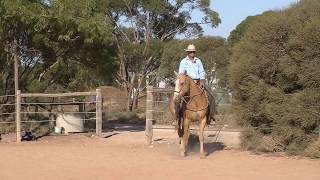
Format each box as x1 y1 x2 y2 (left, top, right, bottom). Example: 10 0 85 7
0 128 319 180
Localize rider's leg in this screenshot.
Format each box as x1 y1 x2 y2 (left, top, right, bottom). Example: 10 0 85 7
204 85 216 124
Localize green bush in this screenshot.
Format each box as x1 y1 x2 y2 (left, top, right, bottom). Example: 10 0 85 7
228 0 320 156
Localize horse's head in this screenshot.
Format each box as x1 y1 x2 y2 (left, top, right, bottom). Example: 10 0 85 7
172 71 191 138
174 71 191 99
173 71 190 125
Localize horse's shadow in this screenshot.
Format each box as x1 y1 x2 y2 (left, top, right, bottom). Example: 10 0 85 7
187 133 225 156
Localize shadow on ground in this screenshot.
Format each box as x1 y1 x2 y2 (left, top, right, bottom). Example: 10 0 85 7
103 123 145 132
100 122 145 139
187 133 226 156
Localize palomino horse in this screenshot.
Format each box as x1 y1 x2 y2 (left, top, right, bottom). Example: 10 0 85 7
169 71 209 158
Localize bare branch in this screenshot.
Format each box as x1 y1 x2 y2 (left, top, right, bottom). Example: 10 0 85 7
123 0 139 42
106 11 131 43
160 22 188 41
38 59 61 82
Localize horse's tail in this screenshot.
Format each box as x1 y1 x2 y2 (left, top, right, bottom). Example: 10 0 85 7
171 96 184 138
205 88 216 124
178 113 184 138
175 98 184 138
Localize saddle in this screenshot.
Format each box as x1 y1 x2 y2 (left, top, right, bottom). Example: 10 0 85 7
192 80 216 124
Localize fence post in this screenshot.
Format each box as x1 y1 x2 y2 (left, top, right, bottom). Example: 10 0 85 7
49 113 55 130
96 89 102 137
16 90 21 143
145 86 153 145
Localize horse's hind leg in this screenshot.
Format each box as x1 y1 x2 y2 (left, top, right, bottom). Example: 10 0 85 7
199 117 207 159
180 117 190 157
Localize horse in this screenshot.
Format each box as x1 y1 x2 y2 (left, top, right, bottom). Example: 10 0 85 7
169 71 210 158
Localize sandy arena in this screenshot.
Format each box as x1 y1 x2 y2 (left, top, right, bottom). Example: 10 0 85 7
0 127 319 180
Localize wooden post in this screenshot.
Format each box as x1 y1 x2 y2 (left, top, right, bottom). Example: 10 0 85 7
16 90 21 142
49 113 55 130
96 89 102 137
145 86 153 145
318 122 320 140
14 54 19 95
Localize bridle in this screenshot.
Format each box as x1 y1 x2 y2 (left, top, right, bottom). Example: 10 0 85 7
174 77 208 112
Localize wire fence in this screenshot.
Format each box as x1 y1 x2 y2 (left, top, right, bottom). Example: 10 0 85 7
0 90 102 142
1 87 319 143
144 85 320 145
18 96 99 134
0 95 15 98
0 95 16 133
146 87 174 126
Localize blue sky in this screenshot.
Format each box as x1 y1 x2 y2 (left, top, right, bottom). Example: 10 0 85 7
196 0 300 38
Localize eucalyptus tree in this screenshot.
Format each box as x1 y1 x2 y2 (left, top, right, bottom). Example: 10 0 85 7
104 0 221 110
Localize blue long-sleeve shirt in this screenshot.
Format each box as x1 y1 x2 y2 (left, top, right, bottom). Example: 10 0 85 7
178 56 205 80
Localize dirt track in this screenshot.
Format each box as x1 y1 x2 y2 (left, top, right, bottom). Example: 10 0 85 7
0 128 319 180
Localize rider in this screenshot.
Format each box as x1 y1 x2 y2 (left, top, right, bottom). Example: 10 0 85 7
178 44 215 123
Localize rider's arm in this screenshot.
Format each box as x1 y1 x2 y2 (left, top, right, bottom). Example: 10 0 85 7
178 59 186 74
198 59 205 80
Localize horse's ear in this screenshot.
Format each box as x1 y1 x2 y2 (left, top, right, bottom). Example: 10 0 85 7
174 71 179 76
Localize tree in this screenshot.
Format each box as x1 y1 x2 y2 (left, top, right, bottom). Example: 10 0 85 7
227 15 259 48
228 0 320 156
0 0 46 96
193 37 229 89
0 0 117 97
105 0 221 111
159 36 229 89
32 0 117 91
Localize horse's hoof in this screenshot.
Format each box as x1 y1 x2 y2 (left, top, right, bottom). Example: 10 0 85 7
200 154 206 159
200 152 207 159
180 152 187 157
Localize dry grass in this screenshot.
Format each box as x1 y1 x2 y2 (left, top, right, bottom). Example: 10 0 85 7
304 140 320 159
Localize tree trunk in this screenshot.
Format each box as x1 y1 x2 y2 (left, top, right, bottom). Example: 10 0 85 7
132 89 139 111
132 74 145 111
127 87 133 111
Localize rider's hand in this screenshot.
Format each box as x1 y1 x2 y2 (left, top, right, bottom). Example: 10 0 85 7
200 80 205 89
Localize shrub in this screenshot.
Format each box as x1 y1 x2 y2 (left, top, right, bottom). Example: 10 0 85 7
228 0 320 156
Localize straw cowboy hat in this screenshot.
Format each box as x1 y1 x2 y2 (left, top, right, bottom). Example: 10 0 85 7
184 44 196 52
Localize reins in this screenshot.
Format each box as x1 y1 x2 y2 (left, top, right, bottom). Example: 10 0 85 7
174 77 209 112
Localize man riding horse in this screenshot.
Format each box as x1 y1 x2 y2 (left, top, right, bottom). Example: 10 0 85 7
178 44 215 123
169 44 216 158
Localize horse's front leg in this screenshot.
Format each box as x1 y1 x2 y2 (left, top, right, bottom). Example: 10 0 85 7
199 116 207 159
180 117 190 157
